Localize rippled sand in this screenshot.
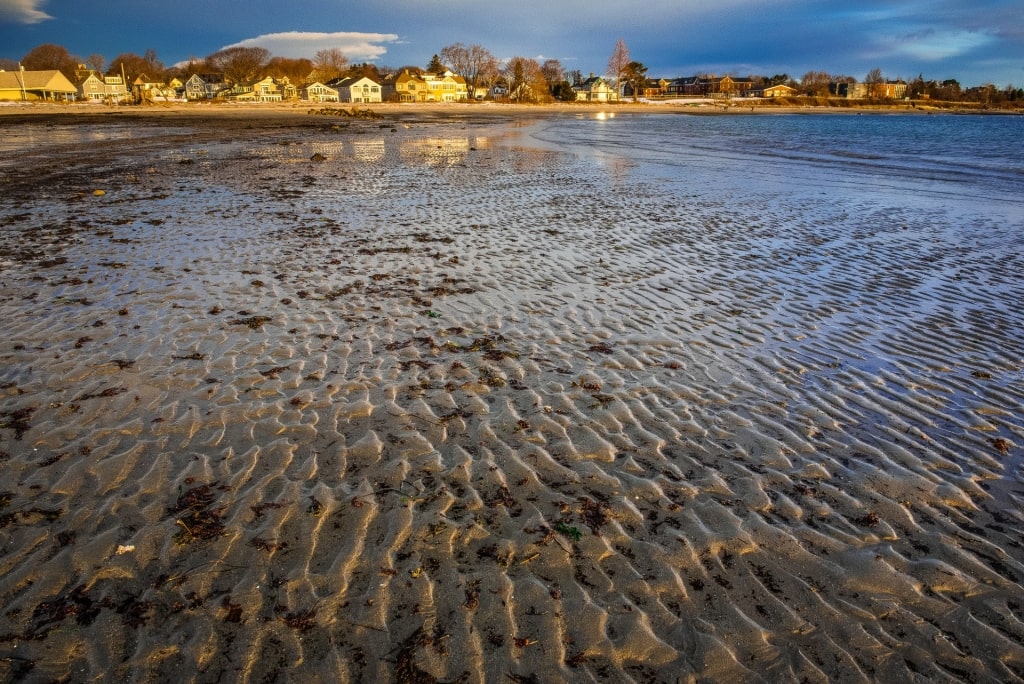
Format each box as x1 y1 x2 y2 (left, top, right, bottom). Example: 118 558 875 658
1 111 1023 682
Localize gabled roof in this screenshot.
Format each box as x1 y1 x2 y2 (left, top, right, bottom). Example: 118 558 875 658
0 69 77 93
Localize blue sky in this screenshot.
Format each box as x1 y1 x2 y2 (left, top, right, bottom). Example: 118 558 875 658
1 0 1021 87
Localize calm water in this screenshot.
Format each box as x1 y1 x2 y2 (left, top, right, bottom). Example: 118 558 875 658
530 112 1024 208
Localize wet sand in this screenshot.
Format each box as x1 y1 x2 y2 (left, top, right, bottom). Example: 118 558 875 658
1 106 1023 682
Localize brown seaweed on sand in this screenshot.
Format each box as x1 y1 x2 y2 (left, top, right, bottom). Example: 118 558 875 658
170 482 229 544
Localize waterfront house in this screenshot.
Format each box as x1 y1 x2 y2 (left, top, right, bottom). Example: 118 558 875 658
573 75 618 102
184 73 227 100
423 71 468 102
622 78 669 99
329 76 383 103
0 69 77 101
757 83 797 98
383 70 428 102
303 81 339 102
76 72 127 102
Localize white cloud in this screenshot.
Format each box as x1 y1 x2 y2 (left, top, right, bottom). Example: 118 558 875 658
0 0 52 24
894 28 995 61
222 31 401 62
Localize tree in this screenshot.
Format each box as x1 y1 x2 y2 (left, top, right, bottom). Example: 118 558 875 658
622 61 648 102
504 56 549 103
110 50 163 83
312 48 348 82
552 81 576 101
346 63 383 81
800 71 831 96
440 43 499 98
207 46 270 83
540 59 565 89
606 39 630 94
864 68 885 98
426 54 445 73
266 56 313 83
21 43 79 81
86 54 106 74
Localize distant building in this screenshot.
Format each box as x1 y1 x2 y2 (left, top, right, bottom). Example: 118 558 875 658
830 81 907 99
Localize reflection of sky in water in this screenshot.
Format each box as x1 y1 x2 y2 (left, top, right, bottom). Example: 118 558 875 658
0 124 194 164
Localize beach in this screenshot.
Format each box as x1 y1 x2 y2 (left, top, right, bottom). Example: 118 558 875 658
1 103 1023 683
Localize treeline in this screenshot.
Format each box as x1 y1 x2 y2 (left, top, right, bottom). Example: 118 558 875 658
776 69 1023 104
4 41 1022 106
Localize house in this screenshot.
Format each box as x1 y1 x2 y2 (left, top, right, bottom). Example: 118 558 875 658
382 70 466 102
701 75 753 98
133 74 177 102
329 76 383 103
0 69 77 101
76 72 128 102
422 71 468 102
230 77 296 102
573 75 617 102
757 83 797 98
383 70 428 102
303 81 339 102
622 78 669 99
666 76 701 96
184 73 227 100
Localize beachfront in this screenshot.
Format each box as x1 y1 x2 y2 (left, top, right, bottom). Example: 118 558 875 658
1 105 1022 682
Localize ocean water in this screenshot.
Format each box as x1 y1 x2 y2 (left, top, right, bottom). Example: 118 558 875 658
531 112 1024 206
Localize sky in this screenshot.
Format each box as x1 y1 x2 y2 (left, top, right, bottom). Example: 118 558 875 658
1 0 1022 88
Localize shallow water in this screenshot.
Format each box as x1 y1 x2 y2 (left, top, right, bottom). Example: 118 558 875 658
1 112 1023 682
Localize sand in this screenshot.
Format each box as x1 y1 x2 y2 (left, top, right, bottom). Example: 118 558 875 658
1 104 1023 683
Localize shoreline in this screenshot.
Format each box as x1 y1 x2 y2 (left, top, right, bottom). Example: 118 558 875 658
1 99 1018 128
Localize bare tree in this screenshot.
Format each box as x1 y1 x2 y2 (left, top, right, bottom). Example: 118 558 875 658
109 51 163 82
800 71 831 96
864 67 885 98
440 43 499 98
267 56 313 83
606 38 630 93
86 54 106 74
207 46 270 84
504 56 549 103
541 59 565 89
313 48 348 82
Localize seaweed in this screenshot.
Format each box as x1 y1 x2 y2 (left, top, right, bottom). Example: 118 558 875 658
171 482 228 544
229 315 272 329
0 405 36 440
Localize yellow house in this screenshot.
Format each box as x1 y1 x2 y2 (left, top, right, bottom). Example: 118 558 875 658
385 70 429 102
0 69 77 101
423 71 468 102
384 70 468 102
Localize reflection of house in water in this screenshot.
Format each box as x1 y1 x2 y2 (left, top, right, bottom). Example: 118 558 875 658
400 136 480 167
351 139 386 163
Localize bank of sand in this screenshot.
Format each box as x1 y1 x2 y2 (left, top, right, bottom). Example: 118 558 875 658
1 109 1023 682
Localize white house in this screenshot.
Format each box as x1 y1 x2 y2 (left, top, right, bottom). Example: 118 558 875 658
303 81 339 102
330 76 383 103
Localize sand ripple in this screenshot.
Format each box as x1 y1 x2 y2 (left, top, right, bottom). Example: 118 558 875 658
1 114 1022 682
